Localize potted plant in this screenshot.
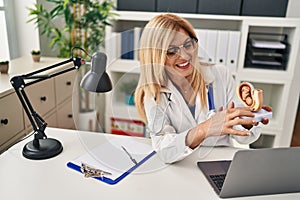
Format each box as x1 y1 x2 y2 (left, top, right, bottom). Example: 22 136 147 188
31 50 41 62
27 0 117 131
27 0 117 58
119 81 138 106
0 61 9 74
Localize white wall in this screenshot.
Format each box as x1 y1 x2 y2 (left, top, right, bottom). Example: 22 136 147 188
286 0 300 18
13 0 40 58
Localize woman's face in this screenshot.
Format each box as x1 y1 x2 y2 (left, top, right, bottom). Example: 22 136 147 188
164 28 196 79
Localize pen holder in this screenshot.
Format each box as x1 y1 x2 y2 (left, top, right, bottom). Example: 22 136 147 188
77 110 97 132
0 62 9 74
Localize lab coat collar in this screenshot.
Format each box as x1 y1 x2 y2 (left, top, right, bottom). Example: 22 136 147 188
162 80 198 126
160 66 217 123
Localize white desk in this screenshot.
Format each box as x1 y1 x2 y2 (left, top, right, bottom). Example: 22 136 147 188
0 128 299 200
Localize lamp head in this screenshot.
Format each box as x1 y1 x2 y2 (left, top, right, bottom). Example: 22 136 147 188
80 52 112 93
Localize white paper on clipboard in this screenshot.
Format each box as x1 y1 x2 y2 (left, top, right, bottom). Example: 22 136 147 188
69 136 158 180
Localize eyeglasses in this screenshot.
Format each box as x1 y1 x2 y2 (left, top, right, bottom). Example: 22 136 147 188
166 38 198 60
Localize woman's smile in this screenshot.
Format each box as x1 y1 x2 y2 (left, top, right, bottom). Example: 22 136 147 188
176 60 191 70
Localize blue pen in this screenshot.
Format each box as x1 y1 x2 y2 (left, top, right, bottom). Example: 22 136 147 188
208 83 215 111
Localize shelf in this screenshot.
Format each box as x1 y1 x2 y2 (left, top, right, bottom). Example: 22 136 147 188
109 102 140 121
108 59 140 74
261 124 282 136
115 11 244 31
104 11 300 147
114 11 300 31
246 18 300 27
236 80 287 131
238 68 291 83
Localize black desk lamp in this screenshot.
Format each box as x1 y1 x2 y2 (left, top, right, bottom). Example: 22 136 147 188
10 47 112 160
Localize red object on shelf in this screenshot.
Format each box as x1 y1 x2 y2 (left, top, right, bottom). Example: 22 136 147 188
111 117 145 137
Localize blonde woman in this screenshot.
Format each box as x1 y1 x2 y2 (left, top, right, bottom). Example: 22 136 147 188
134 14 271 164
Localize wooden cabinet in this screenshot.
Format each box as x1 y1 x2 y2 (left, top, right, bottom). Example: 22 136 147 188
54 70 76 105
0 56 77 153
54 70 76 130
0 93 25 150
24 78 56 128
57 99 75 129
45 111 58 129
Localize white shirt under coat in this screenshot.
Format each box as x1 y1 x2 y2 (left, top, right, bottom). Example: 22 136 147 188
144 65 262 164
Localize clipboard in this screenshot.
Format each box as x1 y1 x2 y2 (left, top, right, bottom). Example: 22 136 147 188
67 137 157 185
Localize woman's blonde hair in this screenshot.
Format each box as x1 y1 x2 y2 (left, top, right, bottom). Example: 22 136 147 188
134 13 207 123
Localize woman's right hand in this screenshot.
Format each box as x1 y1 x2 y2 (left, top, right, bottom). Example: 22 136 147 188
204 102 257 137
186 102 256 149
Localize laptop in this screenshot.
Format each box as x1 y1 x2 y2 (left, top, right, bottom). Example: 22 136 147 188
197 147 300 198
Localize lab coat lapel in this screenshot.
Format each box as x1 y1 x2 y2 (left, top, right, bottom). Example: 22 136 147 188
167 81 198 127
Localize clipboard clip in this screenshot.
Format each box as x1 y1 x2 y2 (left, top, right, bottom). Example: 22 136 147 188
80 163 112 178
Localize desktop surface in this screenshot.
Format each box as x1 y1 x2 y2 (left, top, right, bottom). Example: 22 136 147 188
0 127 299 200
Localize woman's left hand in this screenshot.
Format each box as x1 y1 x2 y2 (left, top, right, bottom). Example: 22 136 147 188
218 104 272 129
260 105 272 125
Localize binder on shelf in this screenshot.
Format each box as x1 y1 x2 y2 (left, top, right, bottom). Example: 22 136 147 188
67 136 156 185
195 29 209 62
226 31 241 73
133 27 142 60
120 27 142 60
205 30 218 64
121 29 134 60
216 30 229 65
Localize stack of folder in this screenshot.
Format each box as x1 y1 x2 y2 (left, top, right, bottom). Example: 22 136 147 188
245 33 290 70
195 29 241 73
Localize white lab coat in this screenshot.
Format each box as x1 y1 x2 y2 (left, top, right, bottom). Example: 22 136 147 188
144 64 262 163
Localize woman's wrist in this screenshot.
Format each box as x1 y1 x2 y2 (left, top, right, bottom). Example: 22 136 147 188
186 122 207 149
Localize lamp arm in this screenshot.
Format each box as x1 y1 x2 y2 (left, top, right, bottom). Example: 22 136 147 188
24 65 80 87
10 57 84 147
23 57 77 78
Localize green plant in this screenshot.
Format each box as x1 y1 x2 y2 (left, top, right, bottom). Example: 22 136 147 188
27 0 117 58
0 61 9 65
31 50 41 55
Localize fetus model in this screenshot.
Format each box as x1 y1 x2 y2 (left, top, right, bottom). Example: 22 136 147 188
236 82 263 112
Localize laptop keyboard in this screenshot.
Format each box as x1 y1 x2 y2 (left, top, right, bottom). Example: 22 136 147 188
209 174 227 191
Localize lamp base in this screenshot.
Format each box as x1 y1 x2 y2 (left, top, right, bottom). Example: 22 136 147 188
23 138 63 160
